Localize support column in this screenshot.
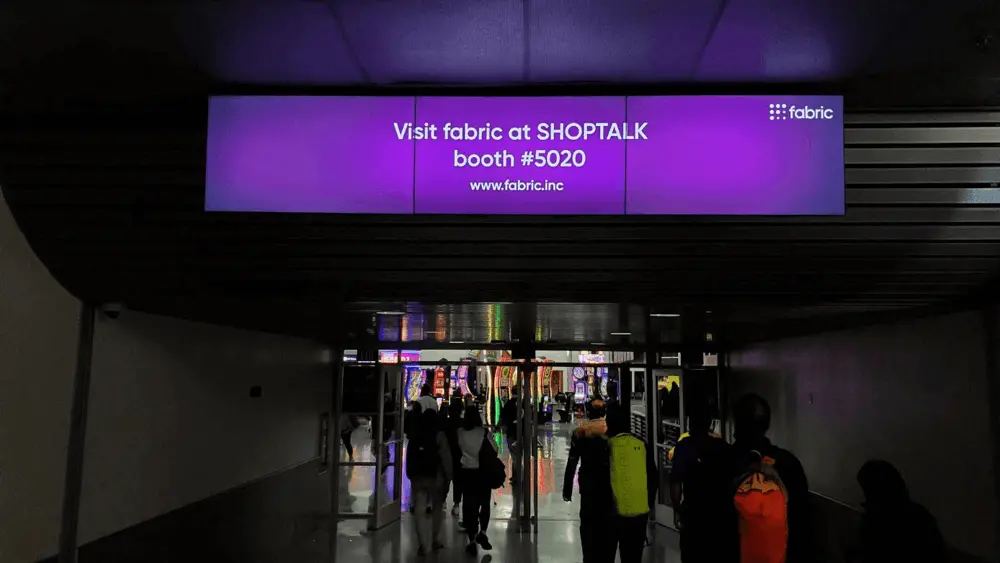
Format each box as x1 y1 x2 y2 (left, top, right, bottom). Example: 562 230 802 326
328 350 344 559
510 302 537 533
59 303 97 563
643 305 657 441
981 306 1000 563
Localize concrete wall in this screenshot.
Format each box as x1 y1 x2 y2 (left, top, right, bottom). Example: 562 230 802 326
0 192 331 561
0 193 81 562
729 310 997 561
78 312 331 545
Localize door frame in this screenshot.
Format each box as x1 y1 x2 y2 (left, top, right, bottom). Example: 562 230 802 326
645 361 685 529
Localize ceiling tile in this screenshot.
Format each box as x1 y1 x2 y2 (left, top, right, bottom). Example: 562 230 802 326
697 0 895 80
176 2 366 84
336 0 524 84
529 0 725 82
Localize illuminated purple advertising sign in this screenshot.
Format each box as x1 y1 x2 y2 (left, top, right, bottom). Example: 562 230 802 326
205 96 415 213
204 95 844 215
626 96 844 215
412 97 627 214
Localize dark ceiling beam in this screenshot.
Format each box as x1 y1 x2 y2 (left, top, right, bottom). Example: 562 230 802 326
690 0 730 77
322 0 373 84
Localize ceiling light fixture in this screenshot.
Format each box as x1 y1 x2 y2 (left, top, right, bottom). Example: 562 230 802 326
376 311 406 315
610 332 631 336
590 342 606 346
649 313 680 318
450 341 465 344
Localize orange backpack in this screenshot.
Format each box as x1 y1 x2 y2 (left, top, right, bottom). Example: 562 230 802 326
733 451 788 563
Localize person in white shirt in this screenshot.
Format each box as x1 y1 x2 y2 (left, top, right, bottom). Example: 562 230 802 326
416 382 439 413
456 406 498 555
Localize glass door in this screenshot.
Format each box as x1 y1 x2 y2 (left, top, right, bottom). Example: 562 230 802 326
648 367 684 528
513 362 539 533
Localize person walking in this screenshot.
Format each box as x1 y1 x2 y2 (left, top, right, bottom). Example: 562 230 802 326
562 399 614 563
669 402 734 563
731 393 812 563
406 409 452 557
445 395 466 518
339 414 360 461
605 403 658 563
457 406 497 555
500 388 519 484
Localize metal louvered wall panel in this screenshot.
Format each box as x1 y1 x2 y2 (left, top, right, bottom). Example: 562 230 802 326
842 112 1000 233
726 110 1000 328
0 108 999 341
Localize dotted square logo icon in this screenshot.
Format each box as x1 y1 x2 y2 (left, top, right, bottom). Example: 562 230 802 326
769 103 787 120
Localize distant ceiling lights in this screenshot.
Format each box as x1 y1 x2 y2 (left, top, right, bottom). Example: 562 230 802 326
610 332 632 336
450 341 466 344
649 313 680 318
591 342 606 346
376 311 406 315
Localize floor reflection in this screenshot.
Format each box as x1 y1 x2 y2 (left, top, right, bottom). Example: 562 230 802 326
319 421 681 562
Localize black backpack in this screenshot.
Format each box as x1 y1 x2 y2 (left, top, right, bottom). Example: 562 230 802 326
479 431 507 489
403 405 422 438
406 425 441 480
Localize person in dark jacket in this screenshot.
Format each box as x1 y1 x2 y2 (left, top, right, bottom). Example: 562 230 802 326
670 402 735 563
605 403 658 563
854 459 945 563
501 388 524 486
500 389 520 442
562 399 613 563
731 394 813 563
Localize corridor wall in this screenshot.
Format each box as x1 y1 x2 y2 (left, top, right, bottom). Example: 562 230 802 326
729 310 997 562
0 192 332 562
78 312 332 546
0 193 81 562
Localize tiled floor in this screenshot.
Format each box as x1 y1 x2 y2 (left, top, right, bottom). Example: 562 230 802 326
308 421 682 562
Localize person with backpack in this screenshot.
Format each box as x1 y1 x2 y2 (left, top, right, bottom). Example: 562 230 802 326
562 399 614 563
731 394 812 563
670 402 736 563
456 405 499 555
406 409 452 556
605 403 658 563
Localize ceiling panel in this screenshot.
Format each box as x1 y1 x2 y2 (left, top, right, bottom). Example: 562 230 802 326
335 0 525 84
527 0 723 81
696 0 910 80
0 0 996 107
175 2 366 84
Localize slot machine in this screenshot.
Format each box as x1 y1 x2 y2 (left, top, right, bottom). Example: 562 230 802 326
404 365 425 403
433 367 446 398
